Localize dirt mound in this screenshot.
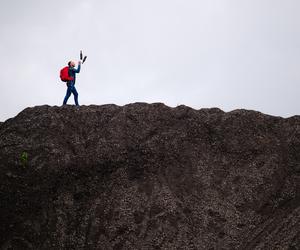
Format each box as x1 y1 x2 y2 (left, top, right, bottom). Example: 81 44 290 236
0 103 299 249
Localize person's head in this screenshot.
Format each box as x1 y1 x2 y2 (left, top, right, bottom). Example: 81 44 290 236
68 61 76 68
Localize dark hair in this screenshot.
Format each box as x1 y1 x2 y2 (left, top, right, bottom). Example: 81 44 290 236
68 61 72 67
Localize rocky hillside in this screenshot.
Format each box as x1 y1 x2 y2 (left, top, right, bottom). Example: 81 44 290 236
0 103 299 249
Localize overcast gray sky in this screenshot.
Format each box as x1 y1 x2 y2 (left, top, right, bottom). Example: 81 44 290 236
0 0 299 121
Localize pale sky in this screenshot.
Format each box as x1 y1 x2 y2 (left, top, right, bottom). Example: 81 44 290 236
0 0 300 121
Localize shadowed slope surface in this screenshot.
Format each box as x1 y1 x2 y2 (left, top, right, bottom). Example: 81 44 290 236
0 103 299 249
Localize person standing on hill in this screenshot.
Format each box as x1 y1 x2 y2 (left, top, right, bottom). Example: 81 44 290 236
63 60 81 106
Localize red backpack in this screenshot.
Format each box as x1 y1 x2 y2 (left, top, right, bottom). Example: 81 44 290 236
60 66 74 82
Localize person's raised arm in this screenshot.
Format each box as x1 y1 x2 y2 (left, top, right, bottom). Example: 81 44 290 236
76 61 81 73
71 61 81 73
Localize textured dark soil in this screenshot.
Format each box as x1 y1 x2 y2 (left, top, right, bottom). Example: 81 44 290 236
0 103 299 249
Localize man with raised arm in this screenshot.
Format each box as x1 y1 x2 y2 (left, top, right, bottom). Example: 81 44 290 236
63 60 81 106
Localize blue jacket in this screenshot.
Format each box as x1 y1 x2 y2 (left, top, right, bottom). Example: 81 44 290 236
68 64 81 85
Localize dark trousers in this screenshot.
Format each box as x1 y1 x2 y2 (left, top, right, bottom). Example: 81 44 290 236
63 83 79 106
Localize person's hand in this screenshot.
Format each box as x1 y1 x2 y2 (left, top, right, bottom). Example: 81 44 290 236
78 61 82 65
